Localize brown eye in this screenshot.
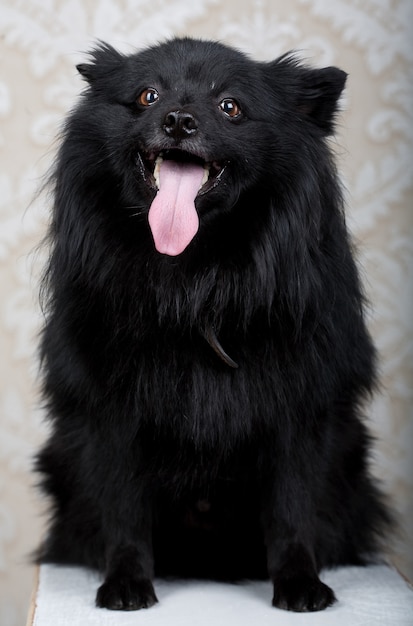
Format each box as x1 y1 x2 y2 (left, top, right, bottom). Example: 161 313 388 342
138 88 159 107
219 98 241 118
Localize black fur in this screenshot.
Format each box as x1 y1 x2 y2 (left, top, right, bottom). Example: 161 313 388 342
36 37 392 612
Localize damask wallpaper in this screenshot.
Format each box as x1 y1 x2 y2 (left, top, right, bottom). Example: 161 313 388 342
0 1 411 625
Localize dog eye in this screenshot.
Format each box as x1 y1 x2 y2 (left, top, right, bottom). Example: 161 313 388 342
137 88 159 107
219 98 241 118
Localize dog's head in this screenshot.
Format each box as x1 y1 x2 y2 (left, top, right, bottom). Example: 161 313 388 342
73 38 346 256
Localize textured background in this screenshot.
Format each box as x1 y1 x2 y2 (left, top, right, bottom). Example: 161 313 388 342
0 1 412 625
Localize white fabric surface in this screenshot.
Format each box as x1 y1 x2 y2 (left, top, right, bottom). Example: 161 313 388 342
31 564 413 625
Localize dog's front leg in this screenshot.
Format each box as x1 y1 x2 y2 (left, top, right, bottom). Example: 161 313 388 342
96 543 157 610
95 480 158 611
260 453 336 612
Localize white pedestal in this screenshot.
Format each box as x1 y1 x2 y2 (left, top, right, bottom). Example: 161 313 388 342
28 564 413 625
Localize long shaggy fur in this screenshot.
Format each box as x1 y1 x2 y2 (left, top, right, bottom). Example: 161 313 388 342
36 38 392 612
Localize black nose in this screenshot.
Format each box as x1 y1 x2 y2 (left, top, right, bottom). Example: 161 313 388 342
163 110 198 141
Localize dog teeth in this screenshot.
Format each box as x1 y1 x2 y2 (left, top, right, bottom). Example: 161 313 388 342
201 165 209 188
154 156 162 189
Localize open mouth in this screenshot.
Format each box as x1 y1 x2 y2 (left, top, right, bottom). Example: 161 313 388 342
137 147 228 256
137 148 227 196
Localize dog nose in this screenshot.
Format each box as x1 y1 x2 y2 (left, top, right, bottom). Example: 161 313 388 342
163 110 198 141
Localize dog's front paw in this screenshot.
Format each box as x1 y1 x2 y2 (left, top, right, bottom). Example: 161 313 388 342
272 575 336 612
96 576 158 611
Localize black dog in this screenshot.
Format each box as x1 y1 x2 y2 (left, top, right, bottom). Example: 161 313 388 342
36 37 392 612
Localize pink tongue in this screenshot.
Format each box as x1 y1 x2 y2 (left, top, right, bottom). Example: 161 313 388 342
148 159 204 256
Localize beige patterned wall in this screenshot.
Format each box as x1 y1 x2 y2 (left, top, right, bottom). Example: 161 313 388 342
0 1 412 624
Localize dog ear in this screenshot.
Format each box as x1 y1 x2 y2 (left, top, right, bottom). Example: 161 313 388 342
296 66 347 133
76 42 124 84
267 57 347 134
